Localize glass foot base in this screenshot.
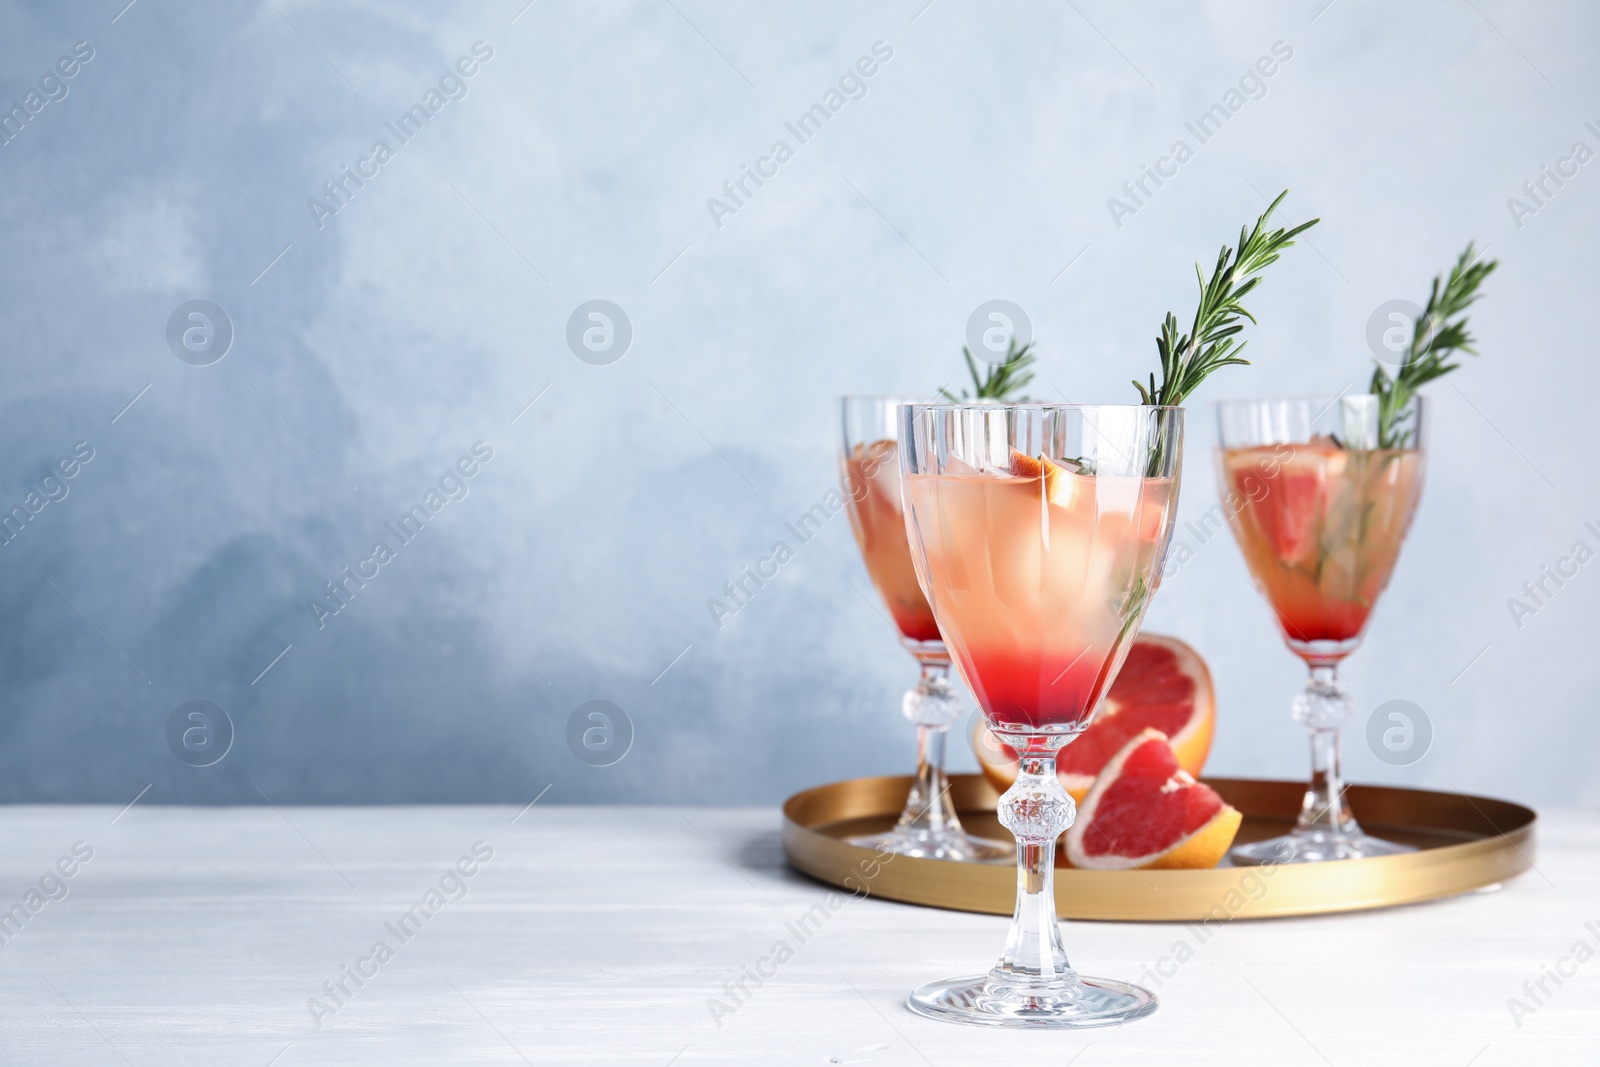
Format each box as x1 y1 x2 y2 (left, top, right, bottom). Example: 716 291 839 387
845 828 1011 864
1232 827 1416 865
907 973 1158 1029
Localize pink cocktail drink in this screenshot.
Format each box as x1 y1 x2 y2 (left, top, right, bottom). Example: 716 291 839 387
1216 396 1427 865
842 440 941 644
1220 441 1423 656
900 404 1182 1028
837 397 1009 864
904 455 1175 730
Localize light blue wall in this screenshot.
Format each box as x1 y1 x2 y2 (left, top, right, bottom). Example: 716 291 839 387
1 0 1595 807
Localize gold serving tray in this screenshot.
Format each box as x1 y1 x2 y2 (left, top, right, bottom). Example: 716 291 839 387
783 774 1535 921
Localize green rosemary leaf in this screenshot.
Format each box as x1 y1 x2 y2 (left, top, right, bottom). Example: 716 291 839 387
1371 243 1498 449
1138 190 1318 409
942 339 1037 402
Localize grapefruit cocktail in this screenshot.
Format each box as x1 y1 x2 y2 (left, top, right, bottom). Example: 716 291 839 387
900 403 1182 1029
839 397 1007 864
1218 396 1426 864
903 456 1175 731
1221 440 1422 656
842 437 941 643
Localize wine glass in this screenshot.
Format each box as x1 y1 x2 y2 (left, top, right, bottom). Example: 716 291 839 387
1216 395 1426 864
839 397 1008 863
899 402 1182 1027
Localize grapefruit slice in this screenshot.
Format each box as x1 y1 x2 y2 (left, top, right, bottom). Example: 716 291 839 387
1008 449 1084 507
971 633 1214 803
1224 442 1345 565
1064 729 1241 870
1008 448 1042 478
1039 457 1083 508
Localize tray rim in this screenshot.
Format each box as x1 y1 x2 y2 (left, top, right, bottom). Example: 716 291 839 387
783 773 1536 922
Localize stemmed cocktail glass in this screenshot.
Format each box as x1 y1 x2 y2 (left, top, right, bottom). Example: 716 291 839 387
1217 396 1425 864
899 403 1182 1027
840 397 1008 863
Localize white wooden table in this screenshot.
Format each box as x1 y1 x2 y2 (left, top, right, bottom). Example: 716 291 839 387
0 804 1593 1065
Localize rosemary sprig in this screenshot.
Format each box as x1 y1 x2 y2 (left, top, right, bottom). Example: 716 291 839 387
940 339 1036 402
1370 243 1497 449
1134 190 1318 408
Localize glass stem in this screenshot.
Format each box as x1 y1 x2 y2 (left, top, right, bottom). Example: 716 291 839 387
895 723 956 836
894 662 961 837
1293 664 1356 835
991 749 1074 987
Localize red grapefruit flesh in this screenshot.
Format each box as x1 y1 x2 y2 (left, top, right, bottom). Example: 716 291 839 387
971 633 1214 803
1225 441 1346 565
1064 728 1241 870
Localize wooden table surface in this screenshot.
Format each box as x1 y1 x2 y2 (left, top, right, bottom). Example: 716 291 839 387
0 803 1594 1065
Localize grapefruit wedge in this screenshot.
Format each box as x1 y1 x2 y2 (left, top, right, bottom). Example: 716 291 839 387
1008 449 1083 507
971 634 1214 803
1222 440 1346 566
1064 729 1242 870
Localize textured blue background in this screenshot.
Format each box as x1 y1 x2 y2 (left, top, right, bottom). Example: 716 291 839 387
0 0 1595 806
